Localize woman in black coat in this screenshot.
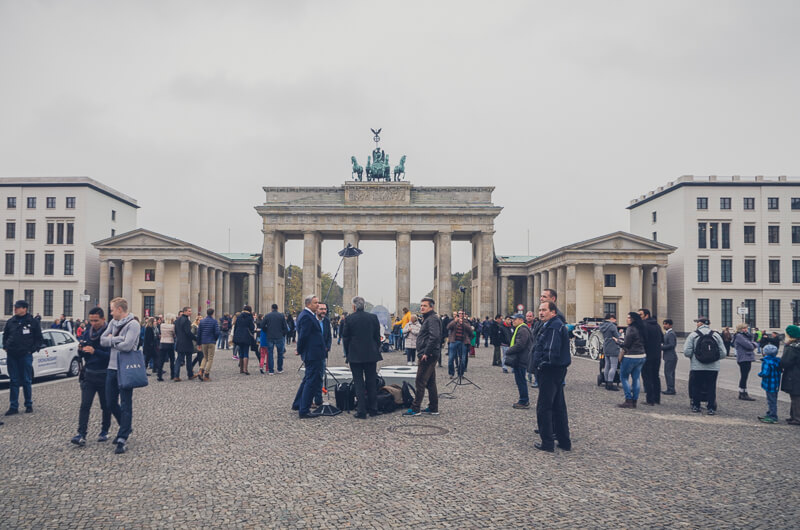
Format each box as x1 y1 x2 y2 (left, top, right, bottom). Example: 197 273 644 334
780 325 800 425
233 306 255 375
143 318 158 375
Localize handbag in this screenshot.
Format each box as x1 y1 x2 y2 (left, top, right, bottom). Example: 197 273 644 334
114 320 149 390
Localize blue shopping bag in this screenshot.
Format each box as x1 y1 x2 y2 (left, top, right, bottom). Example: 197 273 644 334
116 349 149 389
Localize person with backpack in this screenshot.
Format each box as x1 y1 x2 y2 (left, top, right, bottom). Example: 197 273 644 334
683 316 727 415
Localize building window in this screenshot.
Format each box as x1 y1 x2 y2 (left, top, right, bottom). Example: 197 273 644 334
112 210 116 221
603 302 617 317
744 299 757 328
709 223 718 249
721 299 733 328
720 197 731 210
5 253 14 275
793 300 800 325
698 223 707 248
768 225 780 244
64 254 74 276
111 229 115 237
63 290 73 317
144 269 155 282
7 197 16 209
24 289 33 312
793 198 800 210
6 222 15 239
744 197 755 210
143 296 155 317
26 222 35 239
46 197 56 209
769 259 780 283
744 259 756 283
721 259 732 283
697 259 709 282
651 211 656 223
604 274 616 287
44 253 54 276
744 225 755 244
652 232 657 241
26 197 36 209
767 197 779 210
66 223 74 245
66 197 76 209
696 197 708 210
47 223 54 244
697 298 709 319
57 222 64 244
792 226 800 244
769 299 781 328
43 290 53 317
24 253 34 275
794 260 800 284
4 290 14 315
721 223 730 249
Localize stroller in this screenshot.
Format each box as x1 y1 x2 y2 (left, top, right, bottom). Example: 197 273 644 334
596 351 621 388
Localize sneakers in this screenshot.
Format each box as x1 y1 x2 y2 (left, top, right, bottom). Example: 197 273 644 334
70 435 86 447
97 433 109 442
5 408 18 416
115 441 126 454
758 416 777 423
421 408 439 415
25 406 33 413
407 361 413 366
277 370 284 374
691 406 702 413
707 409 716 416
512 403 530 409
403 408 421 416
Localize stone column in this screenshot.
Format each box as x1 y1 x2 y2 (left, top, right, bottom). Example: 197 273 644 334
532 272 542 310
191 262 200 312
154 259 165 316
593 264 604 318
557 267 567 313
302 231 321 298
199 264 208 311
656 265 668 320
208 267 217 311
435 231 452 315
642 266 654 313
552 268 561 302
343 231 359 309
629 265 642 312
223 271 230 315
99 260 110 312
112 261 122 299
215 270 223 315
247 272 256 308
470 231 495 318
122 259 133 303
499 275 509 315
566 264 577 322
396 231 411 314
525 275 535 313
179 261 190 310
261 230 277 311
541 270 550 291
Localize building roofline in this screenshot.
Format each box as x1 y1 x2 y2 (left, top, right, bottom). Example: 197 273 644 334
0 177 139 208
628 175 799 210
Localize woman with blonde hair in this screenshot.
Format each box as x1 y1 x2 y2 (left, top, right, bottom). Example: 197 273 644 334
733 322 758 401
158 314 175 381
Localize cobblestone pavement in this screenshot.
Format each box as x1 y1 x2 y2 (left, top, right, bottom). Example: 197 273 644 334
1 343 798 528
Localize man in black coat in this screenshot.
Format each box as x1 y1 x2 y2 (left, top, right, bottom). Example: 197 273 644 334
261 304 289 373
341 296 383 419
639 308 665 405
404 297 442 416
2 300 43 417
173 307 196 381
313 302 333 407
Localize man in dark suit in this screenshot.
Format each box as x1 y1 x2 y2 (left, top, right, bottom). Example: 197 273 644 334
312 302 333 407
291 295 326 418
341 296 383 419
174 307 196 381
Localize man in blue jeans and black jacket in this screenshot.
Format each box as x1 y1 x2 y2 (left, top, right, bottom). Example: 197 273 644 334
2 299 43 420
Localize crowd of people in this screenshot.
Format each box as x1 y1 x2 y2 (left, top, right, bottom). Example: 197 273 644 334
3 288 799 455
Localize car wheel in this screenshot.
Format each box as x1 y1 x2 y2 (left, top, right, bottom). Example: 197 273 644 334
68 357 81 377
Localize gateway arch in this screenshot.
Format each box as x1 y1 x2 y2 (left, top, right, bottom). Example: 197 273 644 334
256 181 502 317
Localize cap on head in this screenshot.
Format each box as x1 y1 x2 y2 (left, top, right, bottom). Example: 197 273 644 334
785 324 800 339
14 300 28 309
694 317 710 325
763 344 778 356
511 312 525 320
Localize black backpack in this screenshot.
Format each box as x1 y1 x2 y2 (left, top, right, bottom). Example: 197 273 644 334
335 383 356 411
694 332 720 364
376 390 397 413
401 381 415 408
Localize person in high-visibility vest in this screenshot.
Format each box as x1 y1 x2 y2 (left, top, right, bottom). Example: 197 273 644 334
504 312 533 409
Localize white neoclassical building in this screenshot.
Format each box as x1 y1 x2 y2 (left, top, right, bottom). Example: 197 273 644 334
0 177 137 321
495 232 675 322
629 175 800 334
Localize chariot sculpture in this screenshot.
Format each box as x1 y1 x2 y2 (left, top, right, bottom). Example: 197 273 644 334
350 128 407 182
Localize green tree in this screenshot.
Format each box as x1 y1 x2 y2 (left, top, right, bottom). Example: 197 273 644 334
423 270 475 314
283 265 344 314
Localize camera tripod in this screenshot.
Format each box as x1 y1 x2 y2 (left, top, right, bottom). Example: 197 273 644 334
439 349 480 398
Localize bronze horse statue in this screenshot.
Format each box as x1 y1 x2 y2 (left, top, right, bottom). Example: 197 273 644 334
351 156 363 181
393 155 406 181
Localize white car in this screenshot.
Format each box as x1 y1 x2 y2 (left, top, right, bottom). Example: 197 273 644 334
0 329 81 380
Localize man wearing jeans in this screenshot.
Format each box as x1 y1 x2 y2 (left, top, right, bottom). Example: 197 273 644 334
261 304 289 374
101 297 141 455
196 308 220 382
504 313 532 409
446 310 472 378
2 299 43 417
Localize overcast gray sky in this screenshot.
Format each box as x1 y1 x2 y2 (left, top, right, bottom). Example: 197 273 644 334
2 1 798 312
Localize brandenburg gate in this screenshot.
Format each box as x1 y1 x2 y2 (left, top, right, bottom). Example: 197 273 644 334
256 181 502 317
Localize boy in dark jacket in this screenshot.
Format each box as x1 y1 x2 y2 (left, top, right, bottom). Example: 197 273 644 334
758 344 782 423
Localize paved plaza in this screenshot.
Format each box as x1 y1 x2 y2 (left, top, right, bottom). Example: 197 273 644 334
1 343 799 528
